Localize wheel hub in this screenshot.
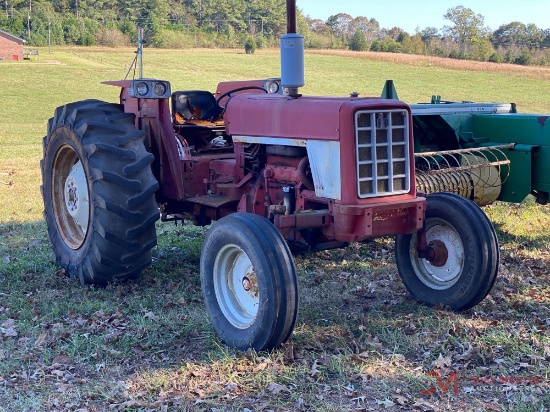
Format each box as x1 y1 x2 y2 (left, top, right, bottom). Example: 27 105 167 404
428 239 449 267
63 161 89 234
213 245 260 329
411 221 464 290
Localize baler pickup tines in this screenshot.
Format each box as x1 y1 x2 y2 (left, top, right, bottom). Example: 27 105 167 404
415 144 513 205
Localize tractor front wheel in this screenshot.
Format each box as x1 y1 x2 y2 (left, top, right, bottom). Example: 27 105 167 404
200 213 299 351
395 193 498 310
41 100 159 284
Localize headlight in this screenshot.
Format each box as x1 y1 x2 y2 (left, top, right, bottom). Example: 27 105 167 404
136 82 149 96
154 82 167 96
266 80 280 94
129 79 171 98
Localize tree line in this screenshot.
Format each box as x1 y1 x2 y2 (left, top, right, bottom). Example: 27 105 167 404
1 0 549 66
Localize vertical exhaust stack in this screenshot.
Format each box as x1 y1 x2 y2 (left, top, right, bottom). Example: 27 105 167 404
280 0 304 98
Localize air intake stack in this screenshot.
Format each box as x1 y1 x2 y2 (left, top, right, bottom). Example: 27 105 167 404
280 0 304 98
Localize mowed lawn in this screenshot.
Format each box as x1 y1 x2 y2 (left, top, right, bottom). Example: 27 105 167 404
0 47 549 411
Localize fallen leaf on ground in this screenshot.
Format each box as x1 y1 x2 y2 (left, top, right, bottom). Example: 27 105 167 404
394 395 408 405
144 311 160 322
52 354 73 366
0 319 17 337
35 331 48 348
375 398 395 408
268 382 289 394
431 353 452 370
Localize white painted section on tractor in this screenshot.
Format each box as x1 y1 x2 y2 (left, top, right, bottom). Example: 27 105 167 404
306 140 341 200
232 135 307 147
410 103 513 116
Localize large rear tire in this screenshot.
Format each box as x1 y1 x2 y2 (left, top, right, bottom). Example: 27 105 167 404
41 100 159 284
395 193 499 310
200 213 299 351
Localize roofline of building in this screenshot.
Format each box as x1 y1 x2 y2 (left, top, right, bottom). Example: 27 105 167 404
0 29 26 44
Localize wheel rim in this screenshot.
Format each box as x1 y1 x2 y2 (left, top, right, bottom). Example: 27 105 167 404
51 144 90 250
213 244 259 329
409 218 464 290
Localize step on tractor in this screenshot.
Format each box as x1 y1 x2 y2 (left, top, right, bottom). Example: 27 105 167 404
41 0 499 351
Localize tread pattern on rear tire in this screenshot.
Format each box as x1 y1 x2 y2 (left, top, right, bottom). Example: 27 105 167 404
42 99 159 284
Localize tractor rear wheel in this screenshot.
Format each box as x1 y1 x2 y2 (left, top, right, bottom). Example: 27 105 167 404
41 100 159 284
395 193 498 310
200 213 299 351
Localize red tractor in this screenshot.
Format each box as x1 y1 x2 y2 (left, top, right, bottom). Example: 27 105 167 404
41 1 498 351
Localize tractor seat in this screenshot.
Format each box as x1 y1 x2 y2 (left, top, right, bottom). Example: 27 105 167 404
171 90 222 122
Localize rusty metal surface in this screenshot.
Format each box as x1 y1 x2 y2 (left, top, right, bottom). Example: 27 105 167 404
186 194 236 208
331 198 426 242
428 239 449 267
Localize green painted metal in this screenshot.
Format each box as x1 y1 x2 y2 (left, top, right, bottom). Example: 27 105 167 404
473 114 550 146
381 80 399 100
385 81 550 205
494 145 534 203
473 114 550 202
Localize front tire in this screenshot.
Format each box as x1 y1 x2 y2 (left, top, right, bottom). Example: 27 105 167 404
200 213 299 351
41 100 159 284
395 193 498 310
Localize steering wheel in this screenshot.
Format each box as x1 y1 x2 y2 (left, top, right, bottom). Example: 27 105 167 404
216 86 268 108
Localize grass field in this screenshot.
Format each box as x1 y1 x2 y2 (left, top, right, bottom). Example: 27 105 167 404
0 47 549 411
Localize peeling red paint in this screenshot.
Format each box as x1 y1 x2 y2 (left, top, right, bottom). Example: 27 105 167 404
537 116 548 127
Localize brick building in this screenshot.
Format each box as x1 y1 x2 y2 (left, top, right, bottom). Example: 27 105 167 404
0 29 25 61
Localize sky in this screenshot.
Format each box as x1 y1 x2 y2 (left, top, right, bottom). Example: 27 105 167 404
297 0 550 34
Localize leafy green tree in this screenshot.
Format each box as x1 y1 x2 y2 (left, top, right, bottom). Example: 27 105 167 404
524 23 545 49
306 17 330 35
493 22 528 48
50 0 70 13
245 0 286 37
469 37 494 61
488 52 502 63
349 16 379 42
515 48 532 65
418 26 439 44
326 13 353 38
349 29 367 51
443 6 489 53
383 26 405 41
400 33 424 54
493 22 543 50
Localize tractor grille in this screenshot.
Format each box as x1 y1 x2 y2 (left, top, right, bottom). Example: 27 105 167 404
355 110 410 198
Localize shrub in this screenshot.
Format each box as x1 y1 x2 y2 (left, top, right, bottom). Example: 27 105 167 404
449 50 468 60
245 37 256 54
96 29 130 47
255 35 266 49
80 34 96 46
515 49 532 65
488 52 502 63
